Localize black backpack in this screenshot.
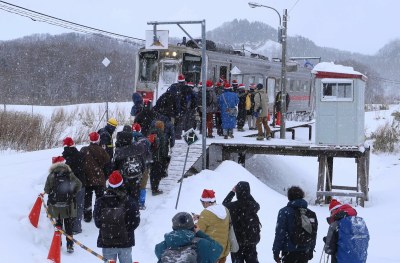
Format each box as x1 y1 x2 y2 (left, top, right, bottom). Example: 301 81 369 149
100 199 128 246
290 207 318 246
48 171 74 208
236 208 261 245
160 237 199 263
120 156 144 180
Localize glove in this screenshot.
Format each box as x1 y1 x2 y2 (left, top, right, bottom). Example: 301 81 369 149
273 254 281 262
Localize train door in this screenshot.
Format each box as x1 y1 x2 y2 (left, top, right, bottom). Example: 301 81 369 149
182 53 201 83
220 65 228 82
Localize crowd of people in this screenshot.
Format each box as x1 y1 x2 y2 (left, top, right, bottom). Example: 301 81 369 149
131 74 276 141
40 75 369 262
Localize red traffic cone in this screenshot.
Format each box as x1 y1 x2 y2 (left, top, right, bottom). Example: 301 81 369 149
107 260 116 263
29 195 43 228
276 112 281 126
267 109 270 121
47 228 61 263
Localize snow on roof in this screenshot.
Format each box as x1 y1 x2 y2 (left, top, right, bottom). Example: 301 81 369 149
312 62 367 80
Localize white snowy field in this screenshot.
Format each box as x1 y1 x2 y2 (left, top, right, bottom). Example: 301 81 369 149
0 103 399 262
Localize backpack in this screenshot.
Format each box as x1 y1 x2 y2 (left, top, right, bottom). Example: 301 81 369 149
290 207 318 246
100 199 128 246
337 216 369 263
120 156 143 180
236 208 261 245
48 171 74 208
161 238 198 263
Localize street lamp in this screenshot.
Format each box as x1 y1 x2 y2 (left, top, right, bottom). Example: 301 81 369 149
249 2 288 139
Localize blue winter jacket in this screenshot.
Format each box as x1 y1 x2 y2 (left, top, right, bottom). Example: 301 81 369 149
218 90 239 129
155 229 222 263
272 199 315 256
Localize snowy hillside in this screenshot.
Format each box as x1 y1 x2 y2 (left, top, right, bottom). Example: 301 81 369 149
1 104 400 262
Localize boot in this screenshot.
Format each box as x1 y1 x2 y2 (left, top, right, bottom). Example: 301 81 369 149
83 209 92 223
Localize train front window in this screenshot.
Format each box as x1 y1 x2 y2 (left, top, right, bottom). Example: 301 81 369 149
162 63 178 85
139 51 158 82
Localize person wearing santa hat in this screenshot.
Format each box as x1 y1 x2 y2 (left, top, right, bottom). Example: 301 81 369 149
218 83 239 139
193 189 231 263
94 171 140 263
62 137 86 234
44 156 82 253
80 132 110 223
323 199 369 263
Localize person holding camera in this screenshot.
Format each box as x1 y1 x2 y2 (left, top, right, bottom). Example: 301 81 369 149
253 83 271 141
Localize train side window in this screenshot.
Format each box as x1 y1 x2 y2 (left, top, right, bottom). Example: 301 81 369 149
249 76 255 84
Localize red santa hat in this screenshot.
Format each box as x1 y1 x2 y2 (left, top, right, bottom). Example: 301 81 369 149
232 79 238 85
197 82 202 88
187 82 194 87
249 83 256 90
238 83 246 89
329 199 342 212
52 156 65 164
89 132 100 143
63 137 75 147
178 74 186 82
206 80 213 88
215 82 222 88
224 83 232 89
132 123 141 132
200 189 216 202
108 170 124 188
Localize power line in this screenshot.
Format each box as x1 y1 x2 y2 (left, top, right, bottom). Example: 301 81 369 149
0 1 145 46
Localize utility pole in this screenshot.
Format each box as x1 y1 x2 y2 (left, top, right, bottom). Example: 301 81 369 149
280 9 288 139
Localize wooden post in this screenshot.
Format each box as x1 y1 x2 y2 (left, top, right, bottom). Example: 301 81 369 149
325 156 334 204
316 155 326 204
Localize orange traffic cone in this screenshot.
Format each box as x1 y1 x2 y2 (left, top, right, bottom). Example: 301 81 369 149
47 228 61 263
276 112 281 126
29 195 43 228
267 109 270 121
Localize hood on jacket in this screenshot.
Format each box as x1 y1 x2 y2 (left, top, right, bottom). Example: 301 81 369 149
236 181 251 201
132 92 143 105
164 229 195 249
116 130 133 147
49 162 72 174
287 198 308 209
206 204 227 220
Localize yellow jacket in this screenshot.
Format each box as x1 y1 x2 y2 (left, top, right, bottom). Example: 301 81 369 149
197 204 231 258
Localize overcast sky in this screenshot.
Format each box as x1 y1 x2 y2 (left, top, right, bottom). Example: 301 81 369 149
1 0 399 55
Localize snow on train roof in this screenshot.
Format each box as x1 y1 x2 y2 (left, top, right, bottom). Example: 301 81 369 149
312 62 367 80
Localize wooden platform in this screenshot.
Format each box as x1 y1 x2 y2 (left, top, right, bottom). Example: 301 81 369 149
206 143 370 206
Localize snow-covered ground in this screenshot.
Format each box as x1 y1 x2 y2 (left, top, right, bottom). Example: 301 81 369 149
1 103 399 262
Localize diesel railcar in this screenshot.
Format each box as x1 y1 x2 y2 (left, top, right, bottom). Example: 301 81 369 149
134 39 314 120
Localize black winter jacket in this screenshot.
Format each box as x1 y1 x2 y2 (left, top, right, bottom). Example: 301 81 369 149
223 181 261 246
62 146 86 187
94 188 140 248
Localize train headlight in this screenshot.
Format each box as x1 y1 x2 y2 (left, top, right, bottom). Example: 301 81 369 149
165 52 170 56
172 51 177 57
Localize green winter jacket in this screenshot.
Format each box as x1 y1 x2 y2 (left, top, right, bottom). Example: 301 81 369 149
44 162 82 219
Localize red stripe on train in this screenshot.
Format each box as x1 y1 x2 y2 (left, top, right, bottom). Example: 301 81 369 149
290 96 310 101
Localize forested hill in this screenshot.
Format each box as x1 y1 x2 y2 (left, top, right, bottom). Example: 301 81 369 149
1 19 400 105
0 33 138 105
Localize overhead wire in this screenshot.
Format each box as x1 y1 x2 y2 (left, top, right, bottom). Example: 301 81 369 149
0 0 145 46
